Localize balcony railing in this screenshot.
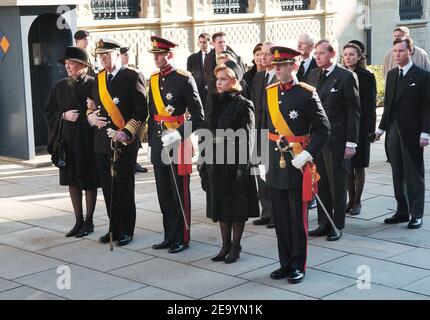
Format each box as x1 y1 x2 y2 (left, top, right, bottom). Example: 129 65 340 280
90 0 140 20
212 0 248 14
281 0 310 11
399 0 424 20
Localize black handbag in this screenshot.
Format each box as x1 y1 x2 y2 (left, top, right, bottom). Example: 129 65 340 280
51 117 67 168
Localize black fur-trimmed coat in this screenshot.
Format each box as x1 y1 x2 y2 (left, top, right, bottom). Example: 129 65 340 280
200 91 260 223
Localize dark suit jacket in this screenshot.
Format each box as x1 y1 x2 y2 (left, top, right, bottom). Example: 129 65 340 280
187 50 210 110
379 64 430 164
298 57 318 83
251 71 278 131
92 66 148 154
308 64 360 152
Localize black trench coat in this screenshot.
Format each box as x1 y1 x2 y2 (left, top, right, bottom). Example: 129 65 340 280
201 92 260 223
44 74 100 190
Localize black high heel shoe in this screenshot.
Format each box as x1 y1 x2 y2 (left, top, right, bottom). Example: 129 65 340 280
224 245 242 264
75 220 94 238
211 245 231 262
65 221 84 237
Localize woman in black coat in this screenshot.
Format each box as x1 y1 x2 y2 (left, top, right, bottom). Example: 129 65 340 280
342 42 377 215
200 61 259 264
44 47 100 237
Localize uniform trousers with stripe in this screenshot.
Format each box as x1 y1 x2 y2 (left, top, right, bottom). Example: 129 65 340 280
270 187 308 271
154 164 191 244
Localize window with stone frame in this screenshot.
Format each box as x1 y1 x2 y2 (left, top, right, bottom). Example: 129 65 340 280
280 0 311 11
399 0 424 20
212 0 249 14
90 0 141 20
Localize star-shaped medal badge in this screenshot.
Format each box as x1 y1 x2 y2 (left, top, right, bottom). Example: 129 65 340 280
289 110 299 120
113 97 120 105
166 92 173 101
166 104 175 115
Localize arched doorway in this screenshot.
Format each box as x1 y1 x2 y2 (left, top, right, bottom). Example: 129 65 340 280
28 13 72 149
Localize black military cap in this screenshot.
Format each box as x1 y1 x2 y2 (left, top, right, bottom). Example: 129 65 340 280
58 46 91 66
224 60 244 81
149 35 178 53
270 46 303 65
95 37 123 54
74 30 89 40
120 47 129 55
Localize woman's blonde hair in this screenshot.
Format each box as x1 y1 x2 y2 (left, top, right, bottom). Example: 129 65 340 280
214 64 242 92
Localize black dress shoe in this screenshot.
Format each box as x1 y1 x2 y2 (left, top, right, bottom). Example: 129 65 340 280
349 203 362 216
116 234 133 246
252 217 270 226
168 242 189 254
136 163 148 173
65 221 83 238
407 217 423 229
287 269 305 284
99 232 115 244
327 228 342 241
384 213 409 224
152 240 172 250
211 245 231 261
270 266 289 280
266 222 275 229
308 225 330 237
75 221 94 238
224 245 242 264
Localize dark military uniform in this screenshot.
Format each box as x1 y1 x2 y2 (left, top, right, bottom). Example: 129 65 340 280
148 36 204 251
264 46 330 282
91 39 148 242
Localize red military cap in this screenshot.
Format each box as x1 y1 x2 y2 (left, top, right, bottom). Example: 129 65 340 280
149 35 178 53
270 46 303 65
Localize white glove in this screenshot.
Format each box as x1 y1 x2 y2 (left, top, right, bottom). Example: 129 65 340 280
106 128 116 138
161 130 182 147
258 165 266 182
291 150 313 169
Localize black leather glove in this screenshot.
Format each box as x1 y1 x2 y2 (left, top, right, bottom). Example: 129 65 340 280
198 164 209 192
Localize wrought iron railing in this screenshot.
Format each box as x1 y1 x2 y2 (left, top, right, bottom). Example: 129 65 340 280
399 0 424 20
280 0 310 11
213 0 249 14
90 0 140 20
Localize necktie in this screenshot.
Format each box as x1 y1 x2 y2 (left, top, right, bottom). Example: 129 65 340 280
298 61 305 79
107 73 113 89
265 73 270 85
399 68 404 80
318 69 329 89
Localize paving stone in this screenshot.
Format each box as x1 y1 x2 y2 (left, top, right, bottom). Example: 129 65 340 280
0 278 20 293
0 227 81 252
309 233 415 259
240 234 279 260
38 239 153 272
307 245 349 267
0 218 32 236
354 196 397 220
109 258 246 299
191 253 276 276
323 283 430 300
402 275 430 296
368 226 430 249
240 265 355 299
16 265 144 300
112 286 192 300
343 217 394 236
315 255 430 288
0 245 62 280
0 198 65 221
387 248 430 270
203 282 313 300
0 286 65 300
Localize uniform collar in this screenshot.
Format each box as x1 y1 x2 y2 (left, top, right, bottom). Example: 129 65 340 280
160 64 174 77
280 76 299 91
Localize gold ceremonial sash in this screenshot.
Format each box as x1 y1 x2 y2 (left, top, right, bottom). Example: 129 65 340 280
150 73 181 129
267 85 303 155
98 70 125 129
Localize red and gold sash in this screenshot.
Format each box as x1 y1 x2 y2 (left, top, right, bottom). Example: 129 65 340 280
151 72 192 176
267 84 319 202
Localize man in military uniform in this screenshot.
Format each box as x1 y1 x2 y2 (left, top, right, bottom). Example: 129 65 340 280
87 38 148 246
262 46 330 283
148 36 204 253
